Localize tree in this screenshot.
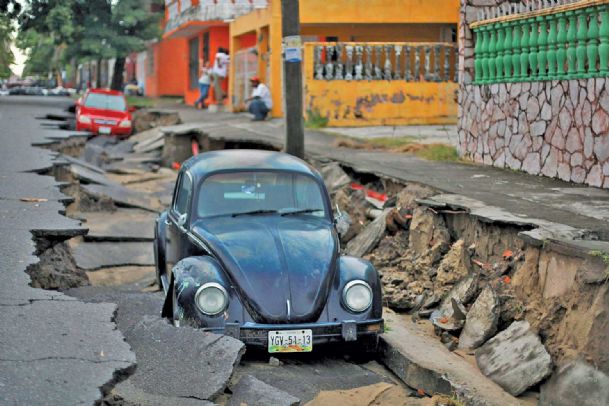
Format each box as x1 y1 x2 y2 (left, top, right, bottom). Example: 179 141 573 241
0 15 15 79
107 0 163 90
17 0 163 88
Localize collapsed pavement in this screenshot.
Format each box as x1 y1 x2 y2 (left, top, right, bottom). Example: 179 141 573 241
7 96 609 405
0 97 136 405
313 160 609 405
21 103 441 405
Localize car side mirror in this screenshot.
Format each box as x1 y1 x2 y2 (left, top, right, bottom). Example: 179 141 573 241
177 213 188 227
334 205 351 237
128 106 137 113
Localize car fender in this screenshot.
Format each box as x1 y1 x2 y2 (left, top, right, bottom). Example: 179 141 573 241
334 255 383 319
154 211 168 289
161 256 232 324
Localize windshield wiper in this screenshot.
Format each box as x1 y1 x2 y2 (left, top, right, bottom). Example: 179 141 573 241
232 209 279 217
281 209 324 216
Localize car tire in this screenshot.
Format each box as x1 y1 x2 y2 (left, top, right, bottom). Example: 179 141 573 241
171 279 181 328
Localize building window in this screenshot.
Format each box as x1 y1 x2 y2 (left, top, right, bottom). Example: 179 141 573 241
189 37 200 90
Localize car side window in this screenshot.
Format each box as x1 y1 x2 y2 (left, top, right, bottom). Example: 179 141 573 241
173 173 193 216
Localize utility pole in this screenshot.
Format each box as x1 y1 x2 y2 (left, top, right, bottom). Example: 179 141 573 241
281 0 305 158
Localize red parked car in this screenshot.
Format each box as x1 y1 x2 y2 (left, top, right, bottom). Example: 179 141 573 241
75 89 134 136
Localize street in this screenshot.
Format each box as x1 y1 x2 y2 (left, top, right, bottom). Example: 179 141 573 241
0 96 430 406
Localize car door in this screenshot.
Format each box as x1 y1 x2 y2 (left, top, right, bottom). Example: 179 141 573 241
165 171 193 276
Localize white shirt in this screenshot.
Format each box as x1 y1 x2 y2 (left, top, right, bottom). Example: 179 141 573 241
252 83 272 109
212 52 229 78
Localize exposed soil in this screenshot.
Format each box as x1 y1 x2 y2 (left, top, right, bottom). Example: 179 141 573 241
26 238 89 290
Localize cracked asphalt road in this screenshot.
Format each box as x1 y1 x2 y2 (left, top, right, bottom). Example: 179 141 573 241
0 96 135 405
0 96 415 405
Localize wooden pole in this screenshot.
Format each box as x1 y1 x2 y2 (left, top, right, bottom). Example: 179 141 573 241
281 0 305 158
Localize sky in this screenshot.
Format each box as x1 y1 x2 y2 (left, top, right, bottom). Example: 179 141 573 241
10 0 26 77
11 44 26 77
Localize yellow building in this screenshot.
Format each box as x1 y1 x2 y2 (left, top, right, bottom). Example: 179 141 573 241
229 0 460 126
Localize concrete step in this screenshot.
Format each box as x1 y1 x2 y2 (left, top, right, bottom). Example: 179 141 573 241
379 310 524 406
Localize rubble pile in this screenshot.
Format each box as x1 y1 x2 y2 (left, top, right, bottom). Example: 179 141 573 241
318 161 609 401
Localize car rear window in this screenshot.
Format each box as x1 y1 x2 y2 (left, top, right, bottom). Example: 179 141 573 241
84 93 126 111
197 171 326 218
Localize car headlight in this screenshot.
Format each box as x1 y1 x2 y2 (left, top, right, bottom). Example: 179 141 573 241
342 280 373 313
78 115 91 124
118 119 132 128
194 283 228 316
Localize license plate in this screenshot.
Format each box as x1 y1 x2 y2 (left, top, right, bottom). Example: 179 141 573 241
99 126 111 135
268 330 313 353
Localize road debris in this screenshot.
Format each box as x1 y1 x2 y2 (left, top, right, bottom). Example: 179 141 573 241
476 321 553 396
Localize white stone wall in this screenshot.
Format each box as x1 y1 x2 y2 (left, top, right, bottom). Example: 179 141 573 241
457 0 609 188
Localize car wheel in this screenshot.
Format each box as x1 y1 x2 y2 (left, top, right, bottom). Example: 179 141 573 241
171 280 182 328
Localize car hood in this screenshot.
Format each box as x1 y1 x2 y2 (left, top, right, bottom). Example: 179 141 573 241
79 107 129 121
192 215 338 323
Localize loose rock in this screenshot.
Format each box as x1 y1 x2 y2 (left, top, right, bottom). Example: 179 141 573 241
320 162 352 193
539 359 609 406
345 210 389 257
458 285 500 350
476 321 553 396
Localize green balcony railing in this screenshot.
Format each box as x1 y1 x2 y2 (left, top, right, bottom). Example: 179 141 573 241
472 0 609 84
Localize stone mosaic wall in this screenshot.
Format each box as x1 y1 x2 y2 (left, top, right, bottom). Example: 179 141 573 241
458 0 609 188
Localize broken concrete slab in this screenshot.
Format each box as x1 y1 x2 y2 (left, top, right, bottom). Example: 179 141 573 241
380 311 519 405
68 163 119 186
109 379 214 406
80 209 156 241
81 184 163 212
459 285 500 350
67 288 244 402
228 375 300 406
430 274 479 330
539 359 609 406
320 162 351 193
345 210 389 257
129 316 245 401
476 321 553 396
72 241 154 270
133 132 164 153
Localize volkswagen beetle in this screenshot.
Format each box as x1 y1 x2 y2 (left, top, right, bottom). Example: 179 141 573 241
155 150 383 353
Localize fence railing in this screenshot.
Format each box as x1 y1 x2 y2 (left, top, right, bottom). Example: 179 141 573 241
471 0 609 84
309 42 458 83
165 0 268 32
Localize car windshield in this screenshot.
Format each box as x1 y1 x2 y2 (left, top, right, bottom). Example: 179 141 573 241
197 171 327 218
84 93 126 111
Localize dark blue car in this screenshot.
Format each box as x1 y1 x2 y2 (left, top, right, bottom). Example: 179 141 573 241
155 150 383 353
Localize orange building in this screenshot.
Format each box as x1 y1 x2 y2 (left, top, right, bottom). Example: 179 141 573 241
146 0 250 106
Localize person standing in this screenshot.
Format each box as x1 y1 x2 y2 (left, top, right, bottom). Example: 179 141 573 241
195 62 211 109
210 47 229 103
245 76 272 121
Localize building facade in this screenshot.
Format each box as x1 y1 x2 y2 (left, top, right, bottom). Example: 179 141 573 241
147 0 460 126
458 0 609 189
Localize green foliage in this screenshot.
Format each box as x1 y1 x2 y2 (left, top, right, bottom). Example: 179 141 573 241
415 144 460 162
589 250 609 276
17 0 163 80
305 109 329 129
0 15 15 79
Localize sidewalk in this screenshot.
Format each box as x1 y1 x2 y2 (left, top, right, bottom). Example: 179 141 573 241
172 105 609 244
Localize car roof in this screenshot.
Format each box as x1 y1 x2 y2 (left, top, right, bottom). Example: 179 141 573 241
87 88 124 96
183 150 323 181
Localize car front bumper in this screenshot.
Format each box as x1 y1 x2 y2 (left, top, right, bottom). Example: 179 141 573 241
202 319 384 347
